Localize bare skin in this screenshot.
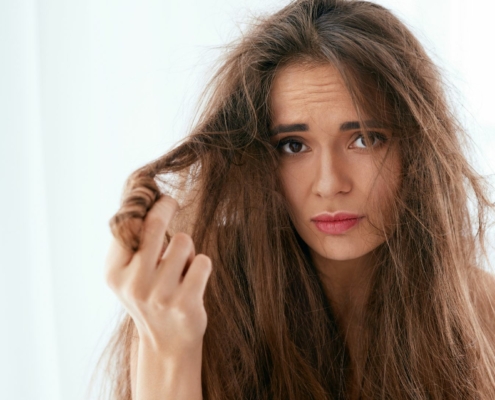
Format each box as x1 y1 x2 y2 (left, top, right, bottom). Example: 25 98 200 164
269 62 402 392
105 195 212 399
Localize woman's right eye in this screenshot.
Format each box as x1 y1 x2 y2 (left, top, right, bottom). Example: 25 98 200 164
276 138 308 155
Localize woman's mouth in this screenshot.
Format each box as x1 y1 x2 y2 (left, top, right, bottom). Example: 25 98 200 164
311 215 364 235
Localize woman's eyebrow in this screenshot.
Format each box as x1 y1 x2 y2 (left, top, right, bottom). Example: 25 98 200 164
339 120 386 131
269 120 385 137
269 123 309 136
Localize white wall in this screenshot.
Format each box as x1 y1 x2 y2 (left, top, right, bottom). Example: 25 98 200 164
1 1 494 399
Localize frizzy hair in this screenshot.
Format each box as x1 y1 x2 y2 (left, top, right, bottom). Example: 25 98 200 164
88 0 495 398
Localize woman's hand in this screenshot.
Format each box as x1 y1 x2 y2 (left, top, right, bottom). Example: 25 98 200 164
104 194 213 354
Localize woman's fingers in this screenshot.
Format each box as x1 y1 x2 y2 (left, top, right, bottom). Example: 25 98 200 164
154 232 195 298
106 236 133 269
104 236 134 290
105 195 178 290
180 254 212 305
137 195 179 268
104 192 213 350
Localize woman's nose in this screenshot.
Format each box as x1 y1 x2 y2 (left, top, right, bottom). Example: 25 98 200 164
311 150 352 197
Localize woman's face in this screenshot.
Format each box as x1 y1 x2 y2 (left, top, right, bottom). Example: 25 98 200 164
269 62 401 267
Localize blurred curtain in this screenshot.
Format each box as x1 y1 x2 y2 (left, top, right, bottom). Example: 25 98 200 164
1 1 61 399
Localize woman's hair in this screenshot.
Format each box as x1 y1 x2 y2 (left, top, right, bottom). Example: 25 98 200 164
89 0 495 398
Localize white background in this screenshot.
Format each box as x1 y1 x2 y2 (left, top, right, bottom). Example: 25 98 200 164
1 0 494 399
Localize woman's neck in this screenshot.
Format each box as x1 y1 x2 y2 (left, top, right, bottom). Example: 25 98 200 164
311 250 376 329
311 250 376 398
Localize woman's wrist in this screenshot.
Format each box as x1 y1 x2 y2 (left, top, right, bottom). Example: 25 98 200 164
136 337 204 400
138 333 204 358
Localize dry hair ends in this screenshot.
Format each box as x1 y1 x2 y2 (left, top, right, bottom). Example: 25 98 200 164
88 0 495 398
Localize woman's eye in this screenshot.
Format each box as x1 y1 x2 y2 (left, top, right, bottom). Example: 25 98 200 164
353 132 388 149
276 138 308 155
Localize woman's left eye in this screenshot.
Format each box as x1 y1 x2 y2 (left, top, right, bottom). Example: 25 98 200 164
353 132 388 149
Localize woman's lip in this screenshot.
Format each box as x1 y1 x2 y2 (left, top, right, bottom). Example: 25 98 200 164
311 212 363 222
312 217 364 235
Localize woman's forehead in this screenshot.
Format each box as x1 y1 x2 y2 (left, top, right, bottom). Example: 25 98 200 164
271 62 347 96
269 61 396 131
269 63 357 122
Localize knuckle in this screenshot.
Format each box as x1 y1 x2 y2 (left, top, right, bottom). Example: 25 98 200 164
174 296 200 318
150 288 174 305
170 232 194 251
158 195 179 212
123 283 148 303
150 196 178 220
104 268 119 290
192 255 212 276
168 302 190 320
149 295 172 311
143 214 165 235
195 254 212 268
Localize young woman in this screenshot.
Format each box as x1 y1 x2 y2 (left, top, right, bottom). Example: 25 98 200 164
94 0 495 398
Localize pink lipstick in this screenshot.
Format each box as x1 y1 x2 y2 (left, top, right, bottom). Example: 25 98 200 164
311 212 364 235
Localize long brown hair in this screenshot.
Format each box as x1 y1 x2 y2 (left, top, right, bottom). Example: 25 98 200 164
89 0 495 398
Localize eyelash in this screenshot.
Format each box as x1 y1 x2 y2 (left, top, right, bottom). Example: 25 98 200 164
275 132 389 155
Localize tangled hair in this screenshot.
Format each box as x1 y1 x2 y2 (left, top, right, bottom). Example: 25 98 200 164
89 0 495 398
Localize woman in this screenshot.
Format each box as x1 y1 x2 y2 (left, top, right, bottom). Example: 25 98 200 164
93 0 495 398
